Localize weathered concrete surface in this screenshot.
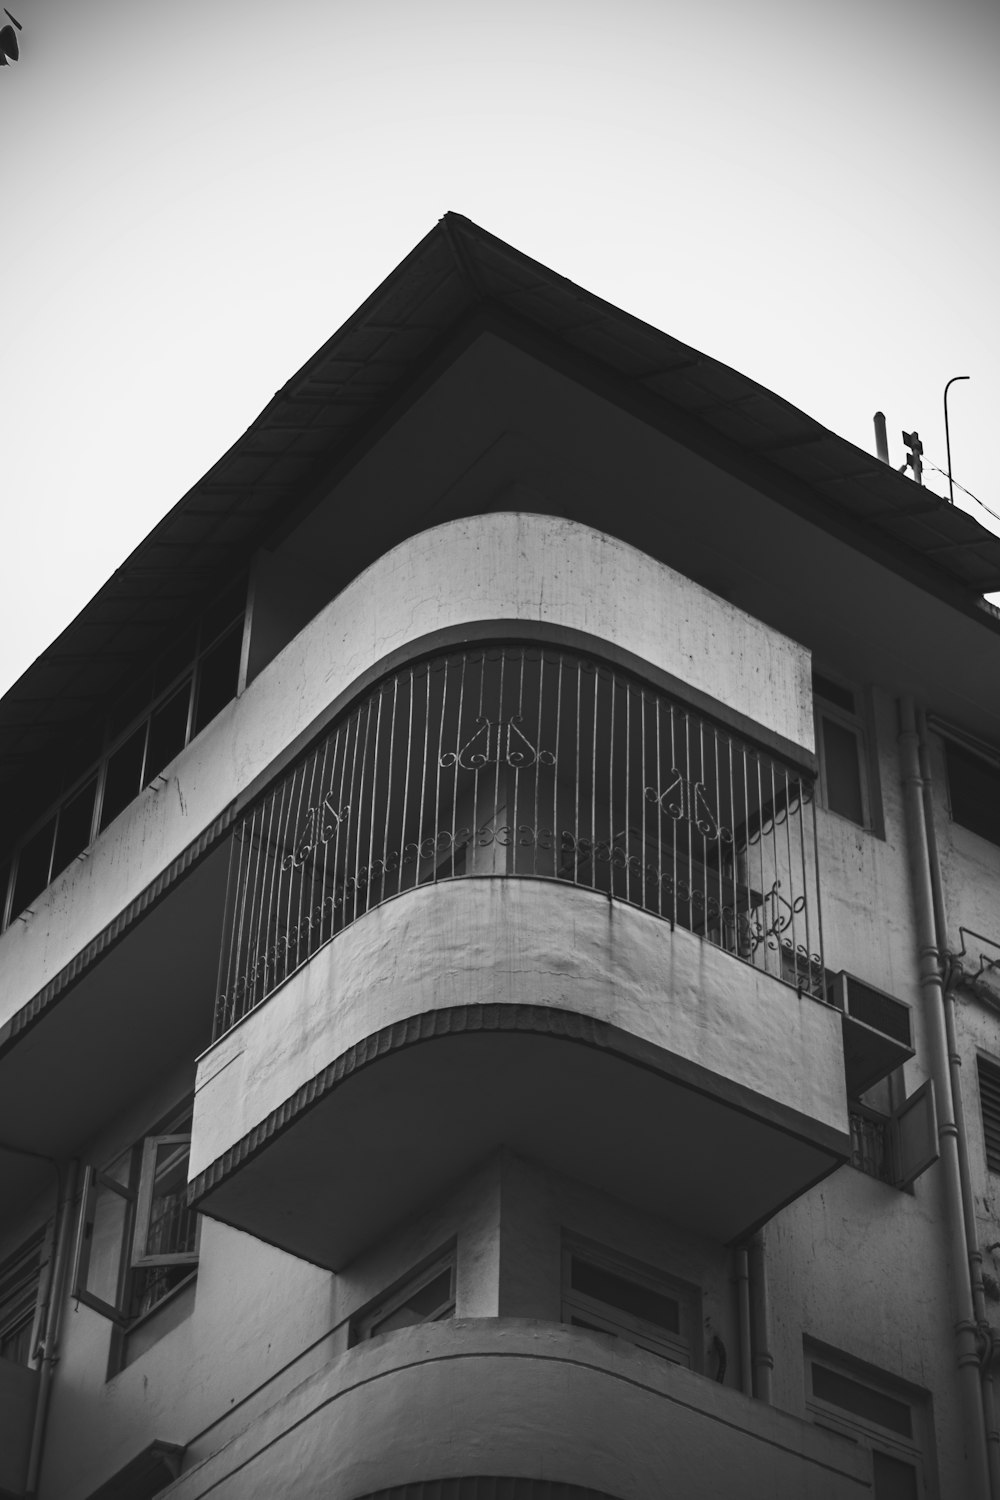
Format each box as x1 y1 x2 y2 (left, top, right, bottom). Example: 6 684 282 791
159 1319 870 1500
192 878 845 1179
0 513 811 1030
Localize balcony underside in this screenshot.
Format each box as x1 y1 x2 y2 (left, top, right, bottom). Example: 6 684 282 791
189 1002 848 1266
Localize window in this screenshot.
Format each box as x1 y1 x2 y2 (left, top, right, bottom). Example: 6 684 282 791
561 1240 698 1368
1 577 246 931
813 673 877 829
72 1103 198 1329
945 740 1000 847
805 1347 934 1498
0 1231 45 1366
978 1057 1000 1174
351 1250 456 1343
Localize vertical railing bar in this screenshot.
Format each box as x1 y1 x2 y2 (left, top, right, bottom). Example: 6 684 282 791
713 726 722 952
399 668 415 893
574 658 582 892
260 768 291 1003
590 665 598 890
253 774 284 1009
796 768 812 990
417 662 432 884
782 763 796 984
495 651 507 872
473 651 485 872
534 649 543 870
608 670 616 898
381 673 399 904
434 660 448 881
330 719 350 927
452 653 466 875
228 802 258 1022
344 708 363 923
553 652 563 878
283 759 310 989
624 677 631 906
811 778 825 989
355 694 375 915
367 682 386 908
313 723 333 959
293 745 319 977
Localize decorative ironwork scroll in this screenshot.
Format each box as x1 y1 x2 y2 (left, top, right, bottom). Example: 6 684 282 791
215 644 823 1037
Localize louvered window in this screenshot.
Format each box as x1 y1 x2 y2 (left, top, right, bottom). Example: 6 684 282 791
978 1058 1000 1173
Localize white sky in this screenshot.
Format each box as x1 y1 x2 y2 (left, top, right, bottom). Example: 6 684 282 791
3 0 998 698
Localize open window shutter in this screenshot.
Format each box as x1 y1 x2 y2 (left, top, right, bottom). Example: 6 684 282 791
131 1135 198 1268
71 1164 133 1323
894 1079 939 1189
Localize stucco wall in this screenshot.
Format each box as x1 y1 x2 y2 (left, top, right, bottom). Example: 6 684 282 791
191 877 845 1181
0 514 812 1031
158 1320 869 1500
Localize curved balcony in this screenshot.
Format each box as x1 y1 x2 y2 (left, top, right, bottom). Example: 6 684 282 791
189 643 847 1261
216 641 824 1039
157 1321 870 1500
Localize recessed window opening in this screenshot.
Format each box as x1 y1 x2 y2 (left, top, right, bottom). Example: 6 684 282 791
562 1242 696 1367
72 1100 199 1335
813 673 874 830
0 1231 45 1366
806 1347 933 1500
945 740 1000 848
351 1250 456 1344
977 1057 1000 1174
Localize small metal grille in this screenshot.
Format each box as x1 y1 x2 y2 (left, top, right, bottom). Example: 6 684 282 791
978 1057 1000 1174
849 1107 894 1184
215 644 823 1038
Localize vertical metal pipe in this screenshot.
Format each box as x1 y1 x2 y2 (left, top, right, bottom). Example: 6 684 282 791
943 376 970 505
916 707 1000 1497
26 1159 79 1497
748 1230 773 1404
735 1247 753 1396
899 695 991 1499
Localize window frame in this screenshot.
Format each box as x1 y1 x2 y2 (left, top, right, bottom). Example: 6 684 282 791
0 1228 48 1367
350 1247 457 1345
72 1105 199 1329
805 1344 935 1498
1 579 247 931
812 673 881 834
561 1237 700 1370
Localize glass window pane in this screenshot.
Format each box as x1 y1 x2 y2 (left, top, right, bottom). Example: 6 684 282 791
822 716 865 824
872 1450 920 1499
146 682 191 782
144 1140 197 1258
570 1257 680 1333
946 742 1000 846
82 1177 129 1311
11 817 56 916
100 724 147 831
51 777 97 878
193 625 241 735
812 1363 913 1437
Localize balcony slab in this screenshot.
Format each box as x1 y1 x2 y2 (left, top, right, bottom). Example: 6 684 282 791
190 880 849 1261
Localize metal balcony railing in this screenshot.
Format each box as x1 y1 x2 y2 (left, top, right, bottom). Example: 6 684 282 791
215 644 823 1037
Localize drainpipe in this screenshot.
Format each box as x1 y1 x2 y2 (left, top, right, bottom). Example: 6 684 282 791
899 698 991 1499
916 709 1000 1496
25 1158 78 1498
748 1231 773 1404
735 1248 753 1395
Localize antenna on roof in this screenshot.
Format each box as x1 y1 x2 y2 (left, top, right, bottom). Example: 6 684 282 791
902 431 923 485
944 376 970 505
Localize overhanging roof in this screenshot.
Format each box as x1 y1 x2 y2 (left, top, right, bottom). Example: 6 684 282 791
4 211 1000 786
